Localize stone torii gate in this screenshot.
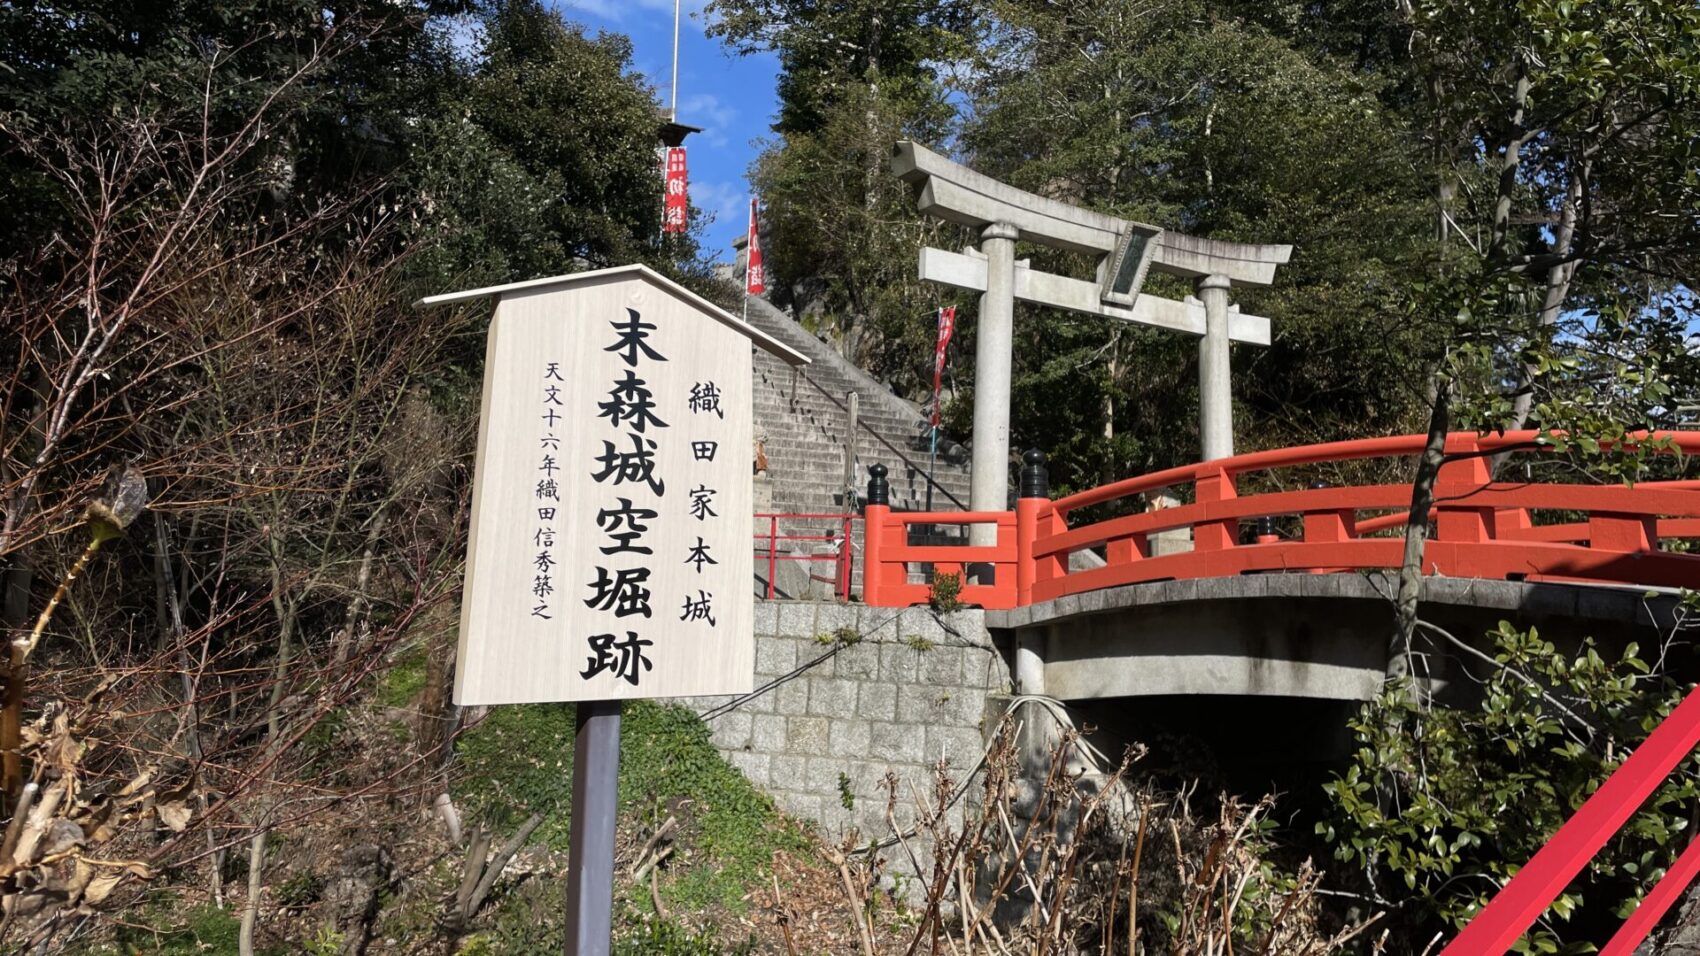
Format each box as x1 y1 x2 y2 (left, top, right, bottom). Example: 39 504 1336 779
892 140 1292 534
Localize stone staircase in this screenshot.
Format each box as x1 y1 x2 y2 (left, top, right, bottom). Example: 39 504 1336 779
748 296 971 513
742 294 974 598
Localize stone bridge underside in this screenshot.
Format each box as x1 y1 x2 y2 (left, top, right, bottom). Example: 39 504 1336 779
986 573 1689 703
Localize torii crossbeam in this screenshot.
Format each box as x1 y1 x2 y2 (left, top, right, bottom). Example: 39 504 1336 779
892 140 1292 534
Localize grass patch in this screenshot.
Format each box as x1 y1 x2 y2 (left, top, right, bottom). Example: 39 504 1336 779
462 878 756 954
455 700 808 913
81 898 291 956
377 642 430 708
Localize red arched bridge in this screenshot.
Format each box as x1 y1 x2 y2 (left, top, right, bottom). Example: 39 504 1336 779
860 430 1700 610
853 430 1699 954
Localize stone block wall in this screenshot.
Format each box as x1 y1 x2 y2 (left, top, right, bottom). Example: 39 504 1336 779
683 600 1011 886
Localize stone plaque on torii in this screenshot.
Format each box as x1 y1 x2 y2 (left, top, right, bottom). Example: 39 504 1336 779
892 140 1292 534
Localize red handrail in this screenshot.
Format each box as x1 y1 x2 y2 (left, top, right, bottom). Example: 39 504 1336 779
1439 681 1700 954
755 513 858 601
859 430 1700 606
1051 430 1700 514
861 506 1021 609
1027 432 1700 601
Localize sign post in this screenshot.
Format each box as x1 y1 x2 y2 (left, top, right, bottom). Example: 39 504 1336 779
417 265 807 955
564 700 621 955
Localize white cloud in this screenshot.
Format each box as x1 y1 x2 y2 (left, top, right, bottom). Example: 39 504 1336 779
557 0 628 21
674 92 736 146
633 0 710 17
556 0 709 26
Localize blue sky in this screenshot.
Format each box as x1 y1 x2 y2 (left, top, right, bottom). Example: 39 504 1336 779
551 0 780 262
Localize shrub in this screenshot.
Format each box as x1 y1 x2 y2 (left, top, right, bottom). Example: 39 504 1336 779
928 571 963 612
1321 618 1700 950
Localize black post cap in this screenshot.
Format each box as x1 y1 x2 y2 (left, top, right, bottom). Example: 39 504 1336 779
1019 448 1049 500
866 463 890 508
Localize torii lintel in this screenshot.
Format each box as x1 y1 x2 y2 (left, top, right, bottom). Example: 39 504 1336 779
891 140 1293 288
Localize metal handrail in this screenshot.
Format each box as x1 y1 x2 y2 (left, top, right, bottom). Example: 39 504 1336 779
787 366 970 510
754 512 859 601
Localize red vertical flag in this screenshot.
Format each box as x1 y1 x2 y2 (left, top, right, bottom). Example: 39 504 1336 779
931 306 956 426
745 199 766 295
662 147 689 234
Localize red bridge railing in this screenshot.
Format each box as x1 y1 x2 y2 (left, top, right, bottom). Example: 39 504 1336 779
862 431 1700 610
861 430 1700 950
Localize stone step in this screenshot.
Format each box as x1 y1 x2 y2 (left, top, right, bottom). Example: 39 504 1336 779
747 293 975 563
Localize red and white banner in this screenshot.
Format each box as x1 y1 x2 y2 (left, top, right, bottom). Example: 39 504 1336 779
931 306 956 426
662 147 688 234
745 198 765 295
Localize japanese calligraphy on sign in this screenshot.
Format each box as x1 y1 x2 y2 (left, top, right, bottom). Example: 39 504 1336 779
421 265 807 705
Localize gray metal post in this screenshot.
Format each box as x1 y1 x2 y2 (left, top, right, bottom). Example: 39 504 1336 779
843 391 859 506
565 699 622 956
1196 274 1234 461
970 222 1020 552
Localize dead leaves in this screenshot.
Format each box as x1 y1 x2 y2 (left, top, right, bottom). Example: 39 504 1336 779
155 800 192 833
0 702 197 932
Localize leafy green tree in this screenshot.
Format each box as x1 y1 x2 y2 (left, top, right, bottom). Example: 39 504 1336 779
748 83 969 383
961 0 1440 491
1324 612 1700 951
707 0 976 136
710 0 978 380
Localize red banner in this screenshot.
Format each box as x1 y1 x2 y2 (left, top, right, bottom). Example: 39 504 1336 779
931 306 955 426
745 199 765 295
662 147 688 234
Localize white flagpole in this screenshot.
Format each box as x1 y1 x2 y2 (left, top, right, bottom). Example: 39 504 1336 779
670 0 682 121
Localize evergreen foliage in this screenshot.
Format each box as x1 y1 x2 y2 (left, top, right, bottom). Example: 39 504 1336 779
1325 614 1700 950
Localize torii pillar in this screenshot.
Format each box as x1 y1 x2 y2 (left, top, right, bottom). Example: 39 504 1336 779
1196 274 1235 460
969 222 1020 525
892 140 1292 543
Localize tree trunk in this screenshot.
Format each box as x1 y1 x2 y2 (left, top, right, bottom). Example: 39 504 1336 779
1101 331 1122 486
1489 66 1533 261
1499 171 1583 459
1390 373 1451 693
239 829 267 956
333 512 385 668
242 532 297 956
153 513 223 906
0 565 28 814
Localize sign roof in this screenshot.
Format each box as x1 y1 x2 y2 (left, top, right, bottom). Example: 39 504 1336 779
415 263 810 368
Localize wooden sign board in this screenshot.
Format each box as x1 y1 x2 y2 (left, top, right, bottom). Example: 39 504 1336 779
418 265 808 705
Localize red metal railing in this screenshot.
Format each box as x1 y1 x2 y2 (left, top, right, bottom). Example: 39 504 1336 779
862 431 1700 610
754 513 858 601
860 429 1700 950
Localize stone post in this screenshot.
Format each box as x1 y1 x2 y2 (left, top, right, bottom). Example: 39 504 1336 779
1014 631 1045 697
1197 274 1234 461
970 222 1021 555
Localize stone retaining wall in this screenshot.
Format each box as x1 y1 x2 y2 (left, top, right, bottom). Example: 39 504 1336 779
683 600 1010 884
